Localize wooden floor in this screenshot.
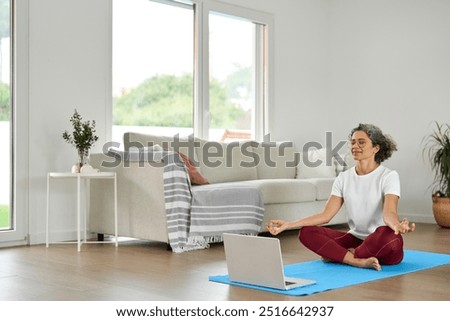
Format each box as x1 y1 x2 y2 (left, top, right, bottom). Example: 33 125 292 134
0 223 449 301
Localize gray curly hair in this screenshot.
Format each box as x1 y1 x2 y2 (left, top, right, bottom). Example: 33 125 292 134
349 123 398 163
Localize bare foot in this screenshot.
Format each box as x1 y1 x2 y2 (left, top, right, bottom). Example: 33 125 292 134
343 251 381 271
353 257 381 271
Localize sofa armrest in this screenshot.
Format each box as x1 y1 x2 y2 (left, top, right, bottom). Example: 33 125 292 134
89 152 168 243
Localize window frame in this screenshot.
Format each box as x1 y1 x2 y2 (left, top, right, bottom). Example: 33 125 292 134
193 0 273 141
0 0 29 246
111 0 273 142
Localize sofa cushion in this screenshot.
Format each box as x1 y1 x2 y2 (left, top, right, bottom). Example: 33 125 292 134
303 178 335 201
123 132 201 165
335 152 356 174
109 145 164 162
196 140 258 184
254 141 298 179
241 179 316 204
296 147 337 179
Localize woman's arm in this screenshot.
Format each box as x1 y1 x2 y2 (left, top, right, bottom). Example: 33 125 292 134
383 194 415 234
267 195 344 235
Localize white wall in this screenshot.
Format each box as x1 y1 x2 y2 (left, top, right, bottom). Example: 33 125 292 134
327 0 450 222
224 0 450 223
20 0 450 243
27 0 111 243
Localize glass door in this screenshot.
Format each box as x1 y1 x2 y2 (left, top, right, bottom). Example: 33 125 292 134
0 0 11 232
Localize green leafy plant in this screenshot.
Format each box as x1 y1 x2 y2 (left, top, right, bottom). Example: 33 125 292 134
0 204 10 229
62 109 98 167
422 121 450 197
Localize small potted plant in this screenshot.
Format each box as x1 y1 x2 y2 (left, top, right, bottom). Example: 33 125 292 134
63 109 99 173
422 121 450 228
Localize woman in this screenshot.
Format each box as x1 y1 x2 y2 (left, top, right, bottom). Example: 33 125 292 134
267 124 415 271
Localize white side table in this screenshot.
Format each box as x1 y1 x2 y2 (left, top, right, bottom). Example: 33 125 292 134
46 172 118 251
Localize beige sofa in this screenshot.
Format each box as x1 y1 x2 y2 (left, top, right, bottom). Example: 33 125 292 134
89 132 351 248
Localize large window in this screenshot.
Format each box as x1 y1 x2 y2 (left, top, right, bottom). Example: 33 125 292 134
208 12 257 141
0 0 11 231
112 0 271 143
112 0 194 142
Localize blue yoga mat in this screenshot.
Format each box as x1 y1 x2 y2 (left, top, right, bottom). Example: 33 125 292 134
209 250 450 296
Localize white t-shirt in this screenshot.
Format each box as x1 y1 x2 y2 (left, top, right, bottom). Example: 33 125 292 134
331 165 401 239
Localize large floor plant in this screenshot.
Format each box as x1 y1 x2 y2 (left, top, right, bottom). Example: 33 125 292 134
422 121 450 227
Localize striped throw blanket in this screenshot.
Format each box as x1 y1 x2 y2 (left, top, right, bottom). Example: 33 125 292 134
189 183 265 242
162 152 264 253
107 148 264 253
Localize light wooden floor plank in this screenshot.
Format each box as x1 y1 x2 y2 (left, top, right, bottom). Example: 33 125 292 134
0 223 449 301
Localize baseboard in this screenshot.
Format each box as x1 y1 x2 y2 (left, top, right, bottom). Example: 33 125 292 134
401 212 436 224
29 230 98 245
0 239 28 248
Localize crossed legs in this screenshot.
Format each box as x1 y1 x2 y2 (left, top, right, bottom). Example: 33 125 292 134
298 225 404 270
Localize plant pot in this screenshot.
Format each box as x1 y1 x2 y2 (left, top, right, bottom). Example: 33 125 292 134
432 196 450 228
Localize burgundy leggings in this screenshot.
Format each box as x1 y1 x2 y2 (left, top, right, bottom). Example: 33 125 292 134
299 225 404 265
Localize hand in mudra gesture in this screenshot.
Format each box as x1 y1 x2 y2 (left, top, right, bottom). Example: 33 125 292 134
266 220 288 235
395 218 415 235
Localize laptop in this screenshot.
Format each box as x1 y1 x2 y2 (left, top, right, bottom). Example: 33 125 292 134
223 233 316 290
